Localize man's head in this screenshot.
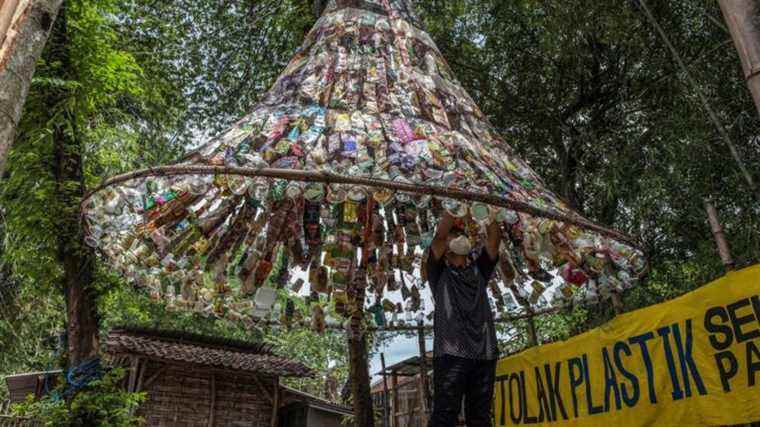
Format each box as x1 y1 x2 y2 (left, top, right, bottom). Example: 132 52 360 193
445 226 472 265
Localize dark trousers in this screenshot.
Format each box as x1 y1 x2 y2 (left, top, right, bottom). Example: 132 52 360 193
429 355 496 427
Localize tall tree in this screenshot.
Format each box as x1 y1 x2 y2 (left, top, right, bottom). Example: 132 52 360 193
0 0 64 176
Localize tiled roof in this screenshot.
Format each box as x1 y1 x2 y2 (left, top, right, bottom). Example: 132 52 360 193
105 327 313 378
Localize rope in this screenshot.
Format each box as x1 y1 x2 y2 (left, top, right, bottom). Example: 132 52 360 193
45 356 103 401
61 358 102 399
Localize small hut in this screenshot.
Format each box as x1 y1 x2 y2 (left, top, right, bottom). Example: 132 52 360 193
105 327 315 426
372 352 433 427
370 351 467 427
278 385 354 427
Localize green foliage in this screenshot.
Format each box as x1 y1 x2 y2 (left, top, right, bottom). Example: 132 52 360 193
415 0 759 344
12 368 145 426
98 271 265 342
266 327 349 397
2 0 759 406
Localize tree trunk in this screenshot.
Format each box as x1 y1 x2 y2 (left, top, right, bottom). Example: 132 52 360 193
0 0 22 43
348 287 374 427
719 0 760 119
46 3 100 368
0 0 64 177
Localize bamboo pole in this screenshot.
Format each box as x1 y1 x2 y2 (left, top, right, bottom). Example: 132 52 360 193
381 353 390 427
391 371 399 427
250 306 560 332
718 0 760 119
80 165 642 249
416 321 430 424
704 200 735 272
525 316 539 348
270 377 280 427
208 373 216 427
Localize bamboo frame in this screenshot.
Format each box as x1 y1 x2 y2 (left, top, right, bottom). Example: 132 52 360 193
252 306 560 333
270 377 280 427
80 165 642 249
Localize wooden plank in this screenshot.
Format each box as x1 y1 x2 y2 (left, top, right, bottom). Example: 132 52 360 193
391 371 399 427
135 359 148 392
141 364 166 390
270 377 279 427
251 374 273 404
416 322 430 424
381 353 390 427
208 373 216 427
127 356 140 392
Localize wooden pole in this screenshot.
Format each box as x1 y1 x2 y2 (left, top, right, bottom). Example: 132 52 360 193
270 377 280 427
381 353 390 427
526 316 539 347
391 371 399 427
610 293 624 314
208 373 216 427
416 321 430 424
704 200 735 272
719 0 760 119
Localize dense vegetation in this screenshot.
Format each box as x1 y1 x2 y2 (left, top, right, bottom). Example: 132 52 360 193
1 0 758 407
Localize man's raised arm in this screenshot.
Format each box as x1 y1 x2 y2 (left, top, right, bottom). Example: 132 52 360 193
484 217 501 261
430 211 455 261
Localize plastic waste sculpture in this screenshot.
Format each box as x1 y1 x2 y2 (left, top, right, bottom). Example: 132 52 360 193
81 0 647 336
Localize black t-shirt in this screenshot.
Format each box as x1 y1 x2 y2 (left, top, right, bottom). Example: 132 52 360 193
427 248 499 360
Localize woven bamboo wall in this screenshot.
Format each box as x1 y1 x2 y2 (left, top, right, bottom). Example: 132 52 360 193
138 364 275 427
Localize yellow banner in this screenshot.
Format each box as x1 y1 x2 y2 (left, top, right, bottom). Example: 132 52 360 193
494 264 760 426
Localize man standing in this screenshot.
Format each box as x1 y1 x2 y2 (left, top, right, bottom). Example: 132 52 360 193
427 210 501 427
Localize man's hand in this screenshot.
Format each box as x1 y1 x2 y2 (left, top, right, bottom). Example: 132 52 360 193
484 214 501 261
431 211 455 260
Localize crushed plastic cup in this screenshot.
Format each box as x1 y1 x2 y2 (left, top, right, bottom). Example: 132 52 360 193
442 198 467 218
304 183 325 202
470 202 491 225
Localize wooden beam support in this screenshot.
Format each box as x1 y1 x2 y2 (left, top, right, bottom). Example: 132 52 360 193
251 374 274 404
705 200 735 272
270 377 280 427
526 316 539 348
416 321 430 424
380 353 390 427
127 356 140 392
135 359 147 392
141 364 165 390
391 371 398 427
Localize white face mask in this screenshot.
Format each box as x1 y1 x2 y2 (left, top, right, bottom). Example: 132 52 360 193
448 235 472 256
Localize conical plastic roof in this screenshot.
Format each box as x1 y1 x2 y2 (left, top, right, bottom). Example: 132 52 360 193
82 0 647 331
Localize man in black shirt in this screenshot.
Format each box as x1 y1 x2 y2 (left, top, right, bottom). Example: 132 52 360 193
427 211 500 427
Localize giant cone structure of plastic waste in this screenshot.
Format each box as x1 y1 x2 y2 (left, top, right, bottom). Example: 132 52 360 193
82 0 647 333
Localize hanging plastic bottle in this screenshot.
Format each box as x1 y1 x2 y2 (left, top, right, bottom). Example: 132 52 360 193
254 257 274 288
311 303 326 335
470 202 492 226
